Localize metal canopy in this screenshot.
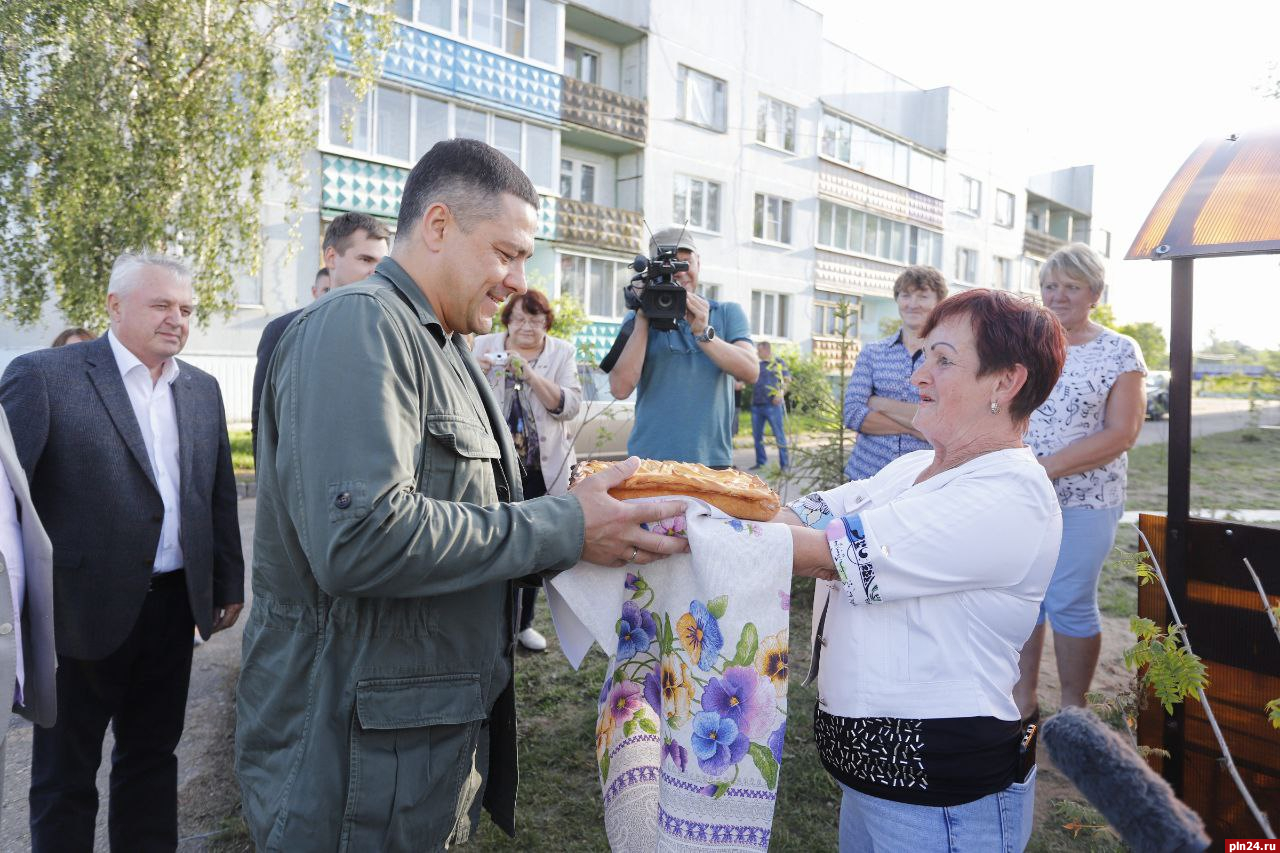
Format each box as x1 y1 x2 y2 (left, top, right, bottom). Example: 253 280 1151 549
1128 126 1280 260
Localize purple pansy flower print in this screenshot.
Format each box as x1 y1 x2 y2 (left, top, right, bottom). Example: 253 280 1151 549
768 722 786 765
598 674 613 707
616 600 656 661
777 590 791 611
662 739 689 773
643 668 662 714
624 573 640 591
691 711 749 776
604 680 645 726
701 666 777 739
677 600 724 671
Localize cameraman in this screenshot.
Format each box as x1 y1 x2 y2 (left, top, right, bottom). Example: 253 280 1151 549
609 228 758 467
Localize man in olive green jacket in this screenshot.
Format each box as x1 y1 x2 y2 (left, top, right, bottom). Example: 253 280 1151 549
236 139 687 851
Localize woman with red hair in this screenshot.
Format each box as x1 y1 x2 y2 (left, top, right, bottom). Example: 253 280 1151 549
780 289 1067 851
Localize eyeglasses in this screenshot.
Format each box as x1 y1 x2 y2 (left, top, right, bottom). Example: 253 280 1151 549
507 316 547 329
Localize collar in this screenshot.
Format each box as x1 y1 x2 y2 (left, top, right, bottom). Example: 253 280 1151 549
107 329 180 385
890 327 924 361
373 256 450 348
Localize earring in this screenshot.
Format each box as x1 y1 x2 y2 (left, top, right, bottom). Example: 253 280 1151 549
990 401 1000 415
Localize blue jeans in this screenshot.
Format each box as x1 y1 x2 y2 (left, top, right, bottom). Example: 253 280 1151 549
751 403 789 468
838 768 1036 852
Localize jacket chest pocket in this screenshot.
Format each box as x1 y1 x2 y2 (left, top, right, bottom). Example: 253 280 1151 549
339 674 487 852
423 413 503 503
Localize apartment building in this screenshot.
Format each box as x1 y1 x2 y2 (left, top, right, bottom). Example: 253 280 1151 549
0 0 1110 419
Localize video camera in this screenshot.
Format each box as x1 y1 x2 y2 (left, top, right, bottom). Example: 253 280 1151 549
625 244 689 332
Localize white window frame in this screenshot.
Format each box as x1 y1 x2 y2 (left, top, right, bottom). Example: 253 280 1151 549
405 0 558 68
960 175 982 216
673 174 721 233
756 94 797 153
564 41 600 84
955 247 978 284
816 199 942 268
677 65 727 132
751 291 789 338
557 251 629 320
812 290 860 338
560 157 596 203
819 109 944 197
995 189 1015 228
993 255 1014 290
753 193 793 245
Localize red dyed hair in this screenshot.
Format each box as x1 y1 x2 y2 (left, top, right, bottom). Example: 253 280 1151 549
921 289 1066 422
500 288 555 329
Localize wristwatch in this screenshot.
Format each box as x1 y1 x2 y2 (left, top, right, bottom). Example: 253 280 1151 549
695 325 716 343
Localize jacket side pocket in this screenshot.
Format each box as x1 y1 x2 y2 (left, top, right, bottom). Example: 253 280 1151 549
338 674 486 852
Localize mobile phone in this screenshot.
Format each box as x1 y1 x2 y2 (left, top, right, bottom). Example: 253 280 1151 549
491 351 509 365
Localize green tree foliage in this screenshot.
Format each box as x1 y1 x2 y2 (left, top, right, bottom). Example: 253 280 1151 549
772 346 831 417
1117 321 1169 370
0 0 394 328
878 316 901 338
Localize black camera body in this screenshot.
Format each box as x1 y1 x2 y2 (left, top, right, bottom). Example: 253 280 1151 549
625 245 689 331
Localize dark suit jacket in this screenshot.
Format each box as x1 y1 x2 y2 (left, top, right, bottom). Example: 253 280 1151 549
0 336 245 660
251 309 300 459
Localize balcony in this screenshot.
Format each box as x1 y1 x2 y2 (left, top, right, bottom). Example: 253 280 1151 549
555 198 644 254
811 336 862 376
1023 227 1066 259
561 76 646 143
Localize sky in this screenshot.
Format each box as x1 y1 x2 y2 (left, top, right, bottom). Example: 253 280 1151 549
811 0 1280 350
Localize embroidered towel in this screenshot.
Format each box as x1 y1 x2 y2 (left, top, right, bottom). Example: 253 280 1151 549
546 497 793 851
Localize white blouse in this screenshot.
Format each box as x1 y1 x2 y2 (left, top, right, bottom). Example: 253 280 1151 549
1025 328 1146 510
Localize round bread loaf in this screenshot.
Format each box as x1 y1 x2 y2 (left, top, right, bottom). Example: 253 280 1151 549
571 459 781 522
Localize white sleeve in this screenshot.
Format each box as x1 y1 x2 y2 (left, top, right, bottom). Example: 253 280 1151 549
824 473 1052 605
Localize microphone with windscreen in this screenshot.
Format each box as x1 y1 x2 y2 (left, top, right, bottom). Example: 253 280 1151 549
1040 706 1212 853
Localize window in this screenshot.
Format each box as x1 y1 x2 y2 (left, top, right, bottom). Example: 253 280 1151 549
961 175 982 216
955 248 978 284
416 0 555 64
677 65 727 132
812 290 860 338
751 291 789 338
703 283 722 302
993 256 1013 290
673 175 721 232
756 95 797 152
564 42 600 84
560 158 596 203
995 189 1015 227
820 111 945 198
559 253 629 318
1022 257 1043 292
816 200 942 267
328 81 555 189
753 194 792 244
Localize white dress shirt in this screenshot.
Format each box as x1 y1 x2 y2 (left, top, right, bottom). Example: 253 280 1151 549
0 461 26 704
107 330 184 573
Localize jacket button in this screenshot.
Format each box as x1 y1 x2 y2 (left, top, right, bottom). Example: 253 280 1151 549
0 623 12 635
334 492 352 510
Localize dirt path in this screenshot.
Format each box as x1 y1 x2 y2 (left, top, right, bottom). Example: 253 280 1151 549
0 499 255 852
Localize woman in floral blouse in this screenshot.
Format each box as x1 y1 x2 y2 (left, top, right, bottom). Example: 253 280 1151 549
1013 242 1146 721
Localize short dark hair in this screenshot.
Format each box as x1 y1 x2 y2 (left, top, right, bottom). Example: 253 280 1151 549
921 288 1066 423
51 327 96 347
395 138 539 240
314 267 331 286
893 265 948 302
322 212 390 255
500 287 555 329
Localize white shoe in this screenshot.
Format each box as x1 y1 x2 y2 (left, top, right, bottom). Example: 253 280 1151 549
518 627 547 651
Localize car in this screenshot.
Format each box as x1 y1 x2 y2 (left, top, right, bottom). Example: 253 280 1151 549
569 366 636 462
1145 370 1170 420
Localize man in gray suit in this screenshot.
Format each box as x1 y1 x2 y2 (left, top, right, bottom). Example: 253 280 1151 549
0 407 57 814
0 253 245 852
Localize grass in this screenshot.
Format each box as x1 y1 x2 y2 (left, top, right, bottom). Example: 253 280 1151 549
229 429 253 475
735 408 827 439
1124 426 1280 514
468 577 840 851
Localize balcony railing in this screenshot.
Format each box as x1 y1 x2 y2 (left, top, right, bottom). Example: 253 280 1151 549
555 198 644 253
1023 227 1066 259
811 336 862 376
560 76 646 143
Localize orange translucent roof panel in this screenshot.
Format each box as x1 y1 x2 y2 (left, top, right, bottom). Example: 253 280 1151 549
1127 127 1280 260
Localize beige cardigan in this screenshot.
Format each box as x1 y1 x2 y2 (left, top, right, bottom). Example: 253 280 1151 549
472 332 583 496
